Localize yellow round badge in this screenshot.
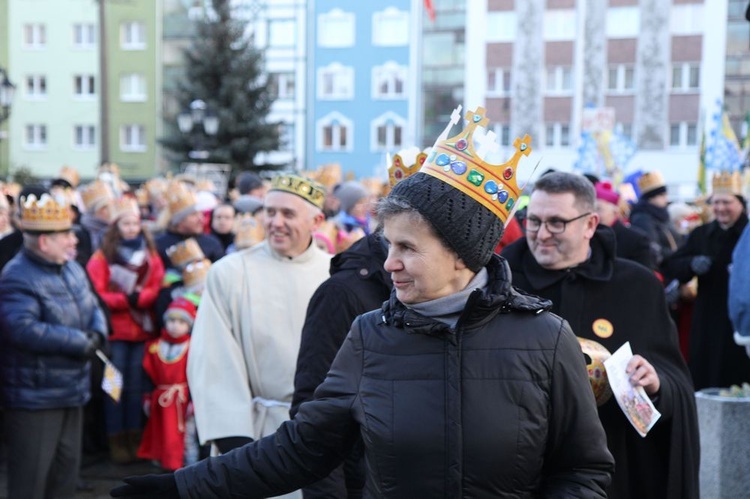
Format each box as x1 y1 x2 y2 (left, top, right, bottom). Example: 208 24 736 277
592 318 614 339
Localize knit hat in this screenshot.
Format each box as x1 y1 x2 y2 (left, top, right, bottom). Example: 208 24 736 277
164 297 197 327
388 172 504 272
335 181 369 214
237 172 263 195
594 181 620 205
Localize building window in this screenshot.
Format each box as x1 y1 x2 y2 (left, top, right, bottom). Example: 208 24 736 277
120 73 147 102
671 63 700 92
23 24 46 49
268 19 296 47
317 63 354 100
120 125 146 152
494 124 511 147
545 123 571 148
545 66 573 94
317 112 353 152
73 125 96 150
121 21 146 50
605 7 640 39
372 62 406 100
670 122 698 147
617 123 634 140
25 75 47 99
607 65 635 93
74 75 96 98
370 112 406 152
318 9 355 48
543 9 576 41
278 122 294 151
268 72 295 100
488 68 512 96
24 124 47 149
73 23 96 48
486 12 517 43
372 8 409 46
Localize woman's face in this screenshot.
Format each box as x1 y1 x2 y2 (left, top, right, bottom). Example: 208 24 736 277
212 205 236 234
383 212 468 305
117 213 141 240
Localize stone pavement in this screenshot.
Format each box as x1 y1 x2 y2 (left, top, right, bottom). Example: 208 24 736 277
0 447 164 499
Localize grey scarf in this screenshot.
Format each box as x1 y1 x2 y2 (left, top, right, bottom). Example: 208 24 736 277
407 267 489 329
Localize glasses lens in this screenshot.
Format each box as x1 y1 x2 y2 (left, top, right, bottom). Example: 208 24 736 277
524 218 540 232
547 220 565 233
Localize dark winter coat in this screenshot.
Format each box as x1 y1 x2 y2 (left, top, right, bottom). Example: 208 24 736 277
291 232 391 498
663 214 750 390
629 200 682 266
174 256 614 498
0 249 108 410
0 229 22 273
155 230 225 271
502 226 699 499
611 220 655 269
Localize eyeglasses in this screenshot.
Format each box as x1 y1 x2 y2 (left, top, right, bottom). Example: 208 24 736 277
524 212 592 234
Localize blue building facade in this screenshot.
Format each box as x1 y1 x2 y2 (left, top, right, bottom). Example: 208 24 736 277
307 1 415 180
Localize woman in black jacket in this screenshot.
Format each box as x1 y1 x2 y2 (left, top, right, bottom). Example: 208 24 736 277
113 123 613 499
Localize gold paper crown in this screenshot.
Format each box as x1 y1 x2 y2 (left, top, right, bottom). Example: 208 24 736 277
80 180 115 212
20 194 73 232
420 106 531 223
305 164 342 189
111 197 140 222
234 213 265 250
389 147 427 187
270 174 326 210
360 177 387 198
182 258 211 288
57 166 81 188
166 182 197 220
711 171 743 196
166 238 205 269
134 188 149 207
144 178 168 202
637 171 666 195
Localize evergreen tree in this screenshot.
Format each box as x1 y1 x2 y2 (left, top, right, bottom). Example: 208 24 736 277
161 0 280 173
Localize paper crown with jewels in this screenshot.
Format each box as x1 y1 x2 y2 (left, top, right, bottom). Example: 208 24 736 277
20 194 73 232
111 197 140 222
270 173 326 210
389 147 428 187
234 213 265 250
182 258 211 289
637 171 666 196
711 171 743 196
166 238 205 269
80 180 115 212
420 106 531 223
166 182 198 221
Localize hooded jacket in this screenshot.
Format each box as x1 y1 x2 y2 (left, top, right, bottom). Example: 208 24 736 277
175 256 614 498
629 200 681 266
502 226 699 499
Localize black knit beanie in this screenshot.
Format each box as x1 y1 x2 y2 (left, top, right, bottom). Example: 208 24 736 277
388 172 504 272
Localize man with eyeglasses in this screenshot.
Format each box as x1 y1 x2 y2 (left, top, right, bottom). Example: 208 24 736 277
502 172 698 499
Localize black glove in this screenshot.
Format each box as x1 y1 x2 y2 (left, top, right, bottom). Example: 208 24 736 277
128 292 140 308
82 331 103 359
690 255 712 275
215 436 254 454
110 473 179 498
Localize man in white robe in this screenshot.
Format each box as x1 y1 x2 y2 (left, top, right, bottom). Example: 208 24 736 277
188 174 331 498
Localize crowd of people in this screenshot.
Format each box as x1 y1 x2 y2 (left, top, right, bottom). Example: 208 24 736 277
0 106 749 498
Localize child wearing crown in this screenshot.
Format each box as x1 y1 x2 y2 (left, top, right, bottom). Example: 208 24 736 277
137 297 197 471
86 196 165 464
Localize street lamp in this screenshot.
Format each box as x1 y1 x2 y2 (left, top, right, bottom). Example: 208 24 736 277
177 99 219 160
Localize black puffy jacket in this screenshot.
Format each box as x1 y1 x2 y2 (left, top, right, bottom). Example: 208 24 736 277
0 249 108 410
175 256 614 498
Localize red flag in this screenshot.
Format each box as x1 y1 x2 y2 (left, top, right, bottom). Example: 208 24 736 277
424 0 436 22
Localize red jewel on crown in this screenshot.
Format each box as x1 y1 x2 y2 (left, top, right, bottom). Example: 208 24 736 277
503 167 513 180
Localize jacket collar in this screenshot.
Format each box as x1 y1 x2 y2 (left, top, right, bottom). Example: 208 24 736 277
22 247 65 273
330 232 392 290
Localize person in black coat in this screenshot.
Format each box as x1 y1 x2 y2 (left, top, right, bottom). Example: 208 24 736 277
663 185 750 390
290 232 391 498
112 127 613 497
502 172 699 499
629 171 682 267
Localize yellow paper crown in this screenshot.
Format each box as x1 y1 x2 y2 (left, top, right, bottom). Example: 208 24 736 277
234 213 265 250
166 238 205 269
166 182 197 220
144 178 167 202
57 165 81 188
182 258 211 288
420 106 531 223
637 171 666 195
270 174 326 210
111 197 140 222
389 147 427 187
20 194 73 232
80 180 114 212
712 171 743 196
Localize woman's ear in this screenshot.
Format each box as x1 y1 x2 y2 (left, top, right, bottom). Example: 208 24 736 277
455 255 468 271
